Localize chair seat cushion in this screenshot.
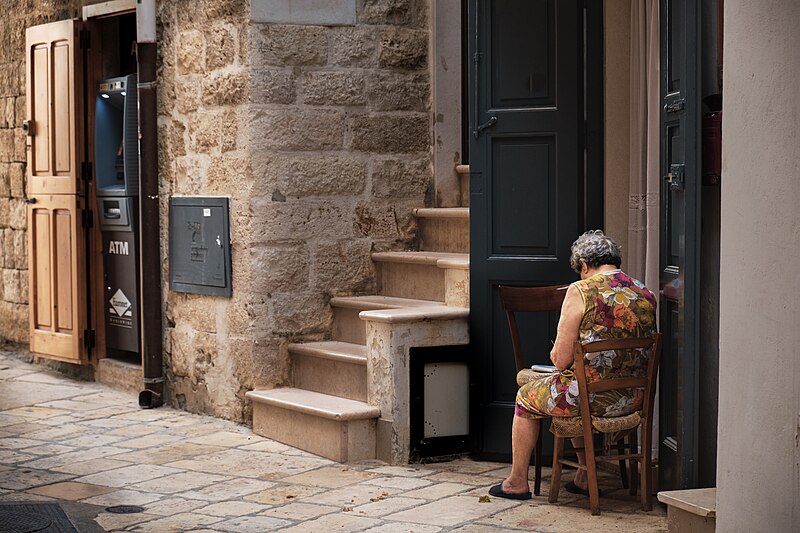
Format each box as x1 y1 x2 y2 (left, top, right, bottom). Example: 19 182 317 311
516 368 554 387
550 411 641 438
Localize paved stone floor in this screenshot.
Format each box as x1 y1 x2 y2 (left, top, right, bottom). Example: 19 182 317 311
0 345 666 532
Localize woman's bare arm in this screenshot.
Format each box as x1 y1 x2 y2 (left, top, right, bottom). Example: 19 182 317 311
550 284 583 371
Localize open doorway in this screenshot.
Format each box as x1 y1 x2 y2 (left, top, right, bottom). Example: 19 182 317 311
87 10 142 367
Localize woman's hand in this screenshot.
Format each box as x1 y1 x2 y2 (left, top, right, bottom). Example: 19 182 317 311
549 284 583 371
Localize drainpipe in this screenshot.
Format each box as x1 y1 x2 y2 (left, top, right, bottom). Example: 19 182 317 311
136 0 163 408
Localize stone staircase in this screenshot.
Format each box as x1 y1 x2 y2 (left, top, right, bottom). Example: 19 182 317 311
247 205 470 464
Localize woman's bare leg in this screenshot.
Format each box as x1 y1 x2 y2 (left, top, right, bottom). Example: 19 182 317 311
501 415 541 493
571 436 588 489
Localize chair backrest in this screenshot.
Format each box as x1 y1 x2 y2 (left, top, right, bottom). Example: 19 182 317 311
571 334 663 421
498 285 569 373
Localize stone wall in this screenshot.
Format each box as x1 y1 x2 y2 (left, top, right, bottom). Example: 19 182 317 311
0 0 433 425
241 3 432 395
156 0 257 421
160 0 433 422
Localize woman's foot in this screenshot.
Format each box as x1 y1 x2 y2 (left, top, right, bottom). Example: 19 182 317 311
573 471 588 491
501 477 530 495
489 478 532 500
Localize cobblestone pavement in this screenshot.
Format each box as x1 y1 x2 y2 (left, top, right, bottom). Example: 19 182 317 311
0 346 666 532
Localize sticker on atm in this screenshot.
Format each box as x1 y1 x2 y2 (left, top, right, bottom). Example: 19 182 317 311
109 289 133 318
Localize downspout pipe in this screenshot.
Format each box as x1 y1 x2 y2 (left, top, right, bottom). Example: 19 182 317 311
136 0 163 408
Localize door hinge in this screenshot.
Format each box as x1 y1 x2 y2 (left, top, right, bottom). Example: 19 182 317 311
664 99 685 113
80 29 91 50
81 209 93 229
81 161 92 182
83 329 96 349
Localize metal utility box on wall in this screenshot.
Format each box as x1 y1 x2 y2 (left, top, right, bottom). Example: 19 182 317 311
169 197 232 297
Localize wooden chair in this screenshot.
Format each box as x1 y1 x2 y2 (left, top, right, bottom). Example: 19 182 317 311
498 284 568 496
548 334 663 515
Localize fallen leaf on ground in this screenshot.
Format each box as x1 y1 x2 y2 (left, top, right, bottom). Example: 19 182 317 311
478 495 491 503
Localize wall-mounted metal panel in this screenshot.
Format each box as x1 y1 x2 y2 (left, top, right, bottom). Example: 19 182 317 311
169 197 232 297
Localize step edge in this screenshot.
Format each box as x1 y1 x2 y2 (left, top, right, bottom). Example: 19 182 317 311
413 207 470 219
371 251 469 266
330 295 444 310
359 305 470 324
247 389 380 421
288 341 367 365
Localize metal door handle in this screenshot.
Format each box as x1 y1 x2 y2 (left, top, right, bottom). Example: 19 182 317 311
473 116 498 138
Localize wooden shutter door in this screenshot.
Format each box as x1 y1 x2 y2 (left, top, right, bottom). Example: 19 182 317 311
25 20 87 363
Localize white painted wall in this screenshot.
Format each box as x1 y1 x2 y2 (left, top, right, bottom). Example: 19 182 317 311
717 1 800 529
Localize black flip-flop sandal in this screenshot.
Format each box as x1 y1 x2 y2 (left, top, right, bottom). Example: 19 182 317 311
565 480 602 497
489 483 532 501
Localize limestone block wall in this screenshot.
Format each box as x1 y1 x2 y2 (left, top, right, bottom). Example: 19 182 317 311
242 3 432 394
159 0 433 422
156 0 262 421
0 0 434 426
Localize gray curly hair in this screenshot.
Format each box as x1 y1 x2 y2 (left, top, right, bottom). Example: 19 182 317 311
569 230 622 273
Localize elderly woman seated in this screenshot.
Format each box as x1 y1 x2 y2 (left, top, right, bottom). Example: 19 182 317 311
489 230 657 500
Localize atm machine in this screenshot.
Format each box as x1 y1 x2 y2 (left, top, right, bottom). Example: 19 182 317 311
95 74 141 359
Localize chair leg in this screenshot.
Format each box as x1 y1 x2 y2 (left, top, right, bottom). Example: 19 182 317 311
534 429 543 496
548 436 565 503
628 433 639 496
641 425 653 511
584 431 601 515
617 438 629 489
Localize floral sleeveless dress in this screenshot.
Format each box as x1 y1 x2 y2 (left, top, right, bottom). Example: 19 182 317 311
515 271 657 419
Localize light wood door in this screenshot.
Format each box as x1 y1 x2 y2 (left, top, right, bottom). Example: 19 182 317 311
26 19 84 196
27 195 87 362
26 19 87 364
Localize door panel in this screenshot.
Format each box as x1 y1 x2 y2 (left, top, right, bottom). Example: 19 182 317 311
490 0 554 107
659 0 701 489
26 19 87 364
26 19 82 195
469 0 590 458
28 195 86 363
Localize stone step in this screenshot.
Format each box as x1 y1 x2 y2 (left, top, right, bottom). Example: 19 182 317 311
247 388 380 463
94 358 140 397
289 341 368 402
330 295 439 344
371 251 469 305
456 164 470 207
657 488 716 533
360 303 469 324
413 207 469 253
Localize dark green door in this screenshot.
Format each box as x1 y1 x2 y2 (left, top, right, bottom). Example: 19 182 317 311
468 0 602 459
659 0 701 489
